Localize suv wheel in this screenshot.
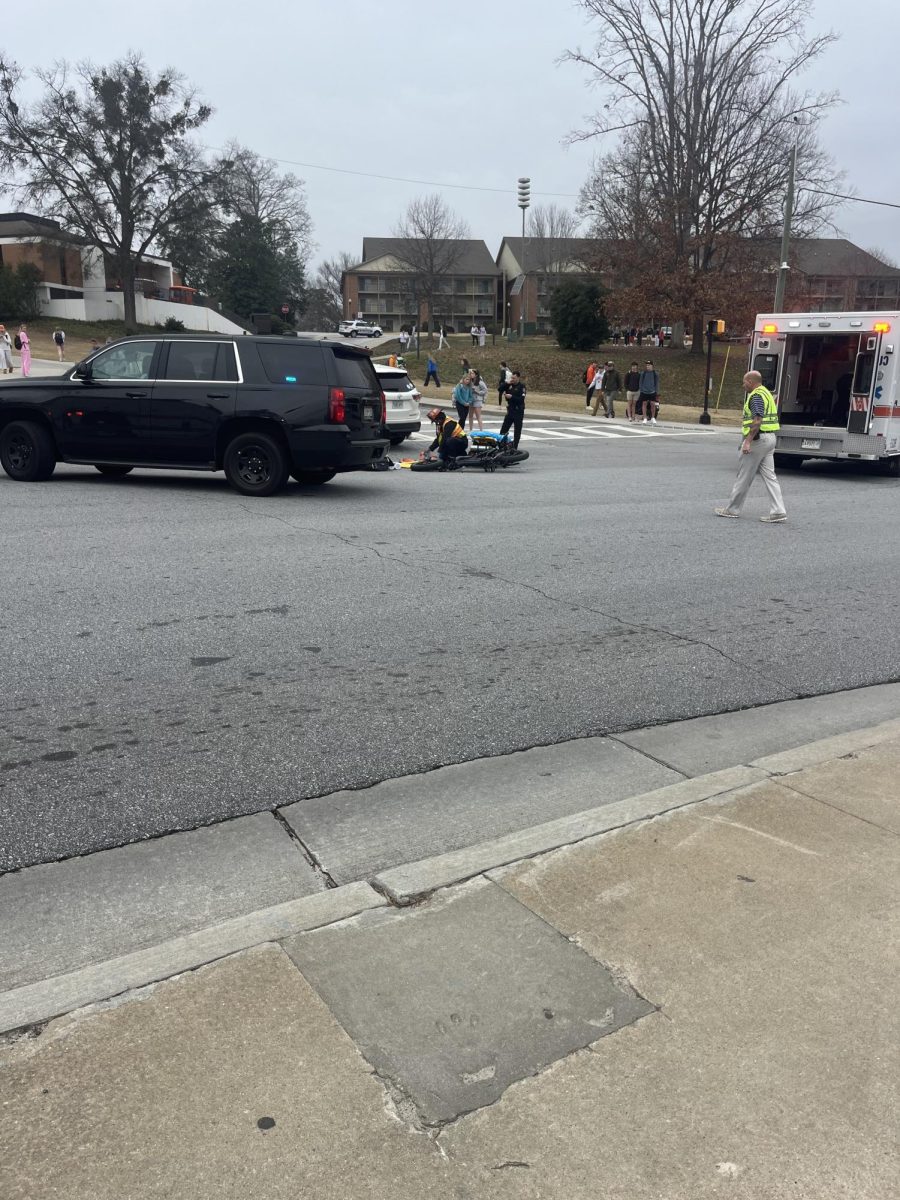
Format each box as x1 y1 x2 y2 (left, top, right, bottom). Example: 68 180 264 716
223 432 290 496
94 464 133 478
292 469 336 486
0 420 56 482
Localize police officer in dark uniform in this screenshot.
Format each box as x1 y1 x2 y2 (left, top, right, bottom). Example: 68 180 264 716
499 371 527 448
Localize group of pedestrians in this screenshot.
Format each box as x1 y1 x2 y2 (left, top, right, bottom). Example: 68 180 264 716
611 326 667 348
0 323 33 376
469 324 488 348
583 359 660 423
451 367 489 432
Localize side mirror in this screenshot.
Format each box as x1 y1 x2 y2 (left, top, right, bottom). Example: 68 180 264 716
72 361 92 381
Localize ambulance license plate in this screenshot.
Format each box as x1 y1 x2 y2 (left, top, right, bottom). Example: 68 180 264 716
801 438 821 450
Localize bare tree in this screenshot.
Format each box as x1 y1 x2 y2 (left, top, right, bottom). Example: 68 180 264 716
219 141 313 262
393 194 470 341
865 246 900 270
295 250 357 330
565 0 841 347
0 53 223 331
526 204 582 274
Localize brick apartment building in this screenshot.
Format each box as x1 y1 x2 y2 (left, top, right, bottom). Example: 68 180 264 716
341 238 499 333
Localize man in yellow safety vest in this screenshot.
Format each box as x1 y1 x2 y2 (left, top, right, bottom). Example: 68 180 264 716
714 370 787 523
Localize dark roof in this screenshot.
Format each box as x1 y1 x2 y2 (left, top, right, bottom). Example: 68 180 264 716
0 212 64 238
499 237 597 269
751 238 900 278
356 237 498 275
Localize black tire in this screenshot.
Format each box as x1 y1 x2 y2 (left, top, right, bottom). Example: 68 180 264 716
410 458 445 472
223 432 290 496
881 456 900 477
498 449 530 466
388 434 407 446
291 469 336 486
0 420 56 482
94 464 133 478
773 453 800 470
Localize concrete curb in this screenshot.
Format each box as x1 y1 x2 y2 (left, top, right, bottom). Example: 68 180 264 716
6 715 900 1034
0 881 383 1036
749 716 900 776
372 765 768 904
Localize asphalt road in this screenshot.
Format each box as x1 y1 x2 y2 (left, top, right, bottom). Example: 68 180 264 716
2 424 900 871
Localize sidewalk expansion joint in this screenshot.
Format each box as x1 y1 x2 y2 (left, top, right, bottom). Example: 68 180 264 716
272 809 337 888
606 733 687 778
772 778 900 839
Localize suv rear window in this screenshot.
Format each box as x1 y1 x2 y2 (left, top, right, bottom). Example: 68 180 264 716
257 343 328 385
333 351 379 391
378 372 415 392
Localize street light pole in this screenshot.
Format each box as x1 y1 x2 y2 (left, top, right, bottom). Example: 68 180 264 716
700 319 714 425
773 142 797 313
517 177 531 339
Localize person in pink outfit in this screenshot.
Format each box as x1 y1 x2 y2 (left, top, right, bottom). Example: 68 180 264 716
17 324 31 376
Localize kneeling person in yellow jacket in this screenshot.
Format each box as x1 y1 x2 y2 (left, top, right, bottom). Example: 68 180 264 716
423 407 469 464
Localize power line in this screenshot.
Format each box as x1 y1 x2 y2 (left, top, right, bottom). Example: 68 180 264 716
208 145 900 212
805 187 900 211
205 144 579 200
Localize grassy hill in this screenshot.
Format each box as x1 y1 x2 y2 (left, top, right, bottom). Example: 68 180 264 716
378 334 747 415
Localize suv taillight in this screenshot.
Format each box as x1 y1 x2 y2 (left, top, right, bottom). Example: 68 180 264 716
328 388 346 423
380 391 387 424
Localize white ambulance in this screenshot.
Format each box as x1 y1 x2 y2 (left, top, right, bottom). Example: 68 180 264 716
750 310 900 474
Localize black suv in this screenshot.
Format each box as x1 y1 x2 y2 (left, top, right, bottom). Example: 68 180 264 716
0 334 388 496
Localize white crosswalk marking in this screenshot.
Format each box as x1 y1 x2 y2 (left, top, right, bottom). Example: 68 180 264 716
405 416 721 445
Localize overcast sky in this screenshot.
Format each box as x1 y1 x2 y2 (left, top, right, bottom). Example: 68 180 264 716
4 0 898 270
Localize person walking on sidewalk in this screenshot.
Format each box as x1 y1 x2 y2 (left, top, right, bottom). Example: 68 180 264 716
715 370 787 523
17 324 31 377
52 327 66 361
583 360 598 409
592 359 621 418
0 325 12 374
623 361 640 422
638 359 659 424
499 370 527 449
423 354 441 388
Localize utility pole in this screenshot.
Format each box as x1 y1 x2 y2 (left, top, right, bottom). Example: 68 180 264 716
518 177 531 339
773 143 797 313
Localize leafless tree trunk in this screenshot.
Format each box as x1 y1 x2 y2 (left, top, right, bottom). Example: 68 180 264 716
393 194 470 343
526 204 581 274
565 0 841 350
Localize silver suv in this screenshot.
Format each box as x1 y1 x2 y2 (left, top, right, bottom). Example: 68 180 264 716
338 319 383 338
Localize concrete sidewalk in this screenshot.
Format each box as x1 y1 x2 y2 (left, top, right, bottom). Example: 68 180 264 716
2 726 897 1198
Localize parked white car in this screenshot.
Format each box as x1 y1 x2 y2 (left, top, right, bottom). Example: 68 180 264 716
338 319 383 338
374 362 422 445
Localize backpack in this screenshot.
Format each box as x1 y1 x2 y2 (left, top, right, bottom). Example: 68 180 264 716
14 334 22 350
54 330 64 345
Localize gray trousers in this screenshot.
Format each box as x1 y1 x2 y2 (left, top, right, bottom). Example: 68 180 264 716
726 432 786 515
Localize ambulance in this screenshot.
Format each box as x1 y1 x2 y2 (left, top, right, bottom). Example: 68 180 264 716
750 310 900 474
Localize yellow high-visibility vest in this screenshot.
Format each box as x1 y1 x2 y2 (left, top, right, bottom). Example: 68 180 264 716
742 386 779 436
